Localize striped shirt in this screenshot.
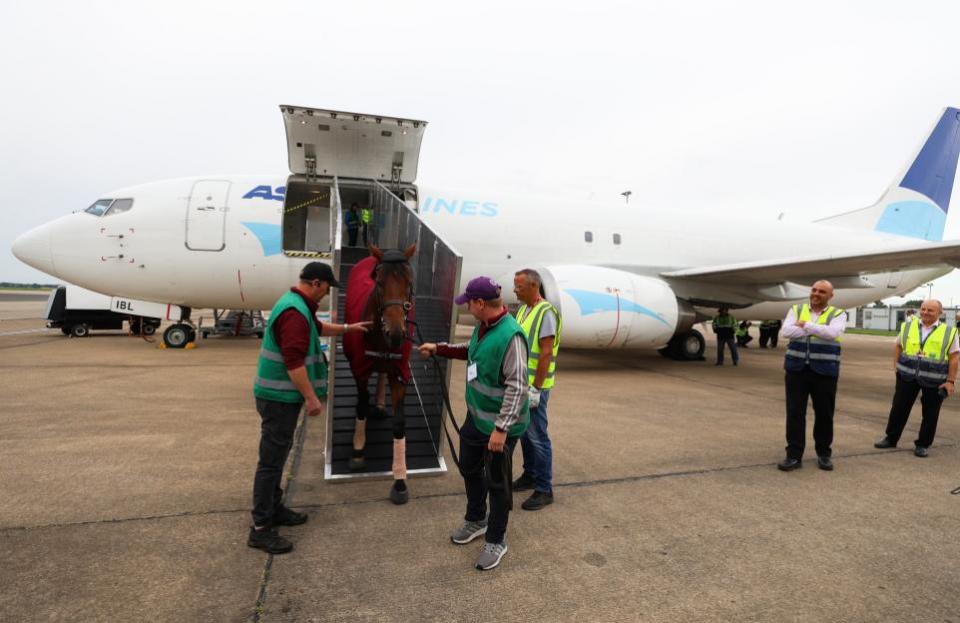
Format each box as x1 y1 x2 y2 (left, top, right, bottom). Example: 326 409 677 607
436 310 529 431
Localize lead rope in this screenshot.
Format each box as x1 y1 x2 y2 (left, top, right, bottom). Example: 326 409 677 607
406 319 502 494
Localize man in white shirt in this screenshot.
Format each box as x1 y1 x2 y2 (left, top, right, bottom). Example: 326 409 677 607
875 299 958 457
778 280 847 472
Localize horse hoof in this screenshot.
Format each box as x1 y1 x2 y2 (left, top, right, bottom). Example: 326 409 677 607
390 483 409 505
349 455 366 471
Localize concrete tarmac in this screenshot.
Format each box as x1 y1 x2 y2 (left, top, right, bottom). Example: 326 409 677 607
1 302 959 622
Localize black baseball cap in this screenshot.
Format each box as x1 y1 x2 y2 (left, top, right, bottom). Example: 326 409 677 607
299 262 341 288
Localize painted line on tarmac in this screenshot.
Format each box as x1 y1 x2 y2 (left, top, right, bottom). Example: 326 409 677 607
2 442 954 535
0 328 56 336
250 408 311 623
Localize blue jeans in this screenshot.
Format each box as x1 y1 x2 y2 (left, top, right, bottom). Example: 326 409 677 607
520 389 552 493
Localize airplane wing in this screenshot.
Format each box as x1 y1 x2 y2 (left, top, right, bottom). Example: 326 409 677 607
660 240 960 286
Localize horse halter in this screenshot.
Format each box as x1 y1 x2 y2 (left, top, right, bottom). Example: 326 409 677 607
373 250 414 342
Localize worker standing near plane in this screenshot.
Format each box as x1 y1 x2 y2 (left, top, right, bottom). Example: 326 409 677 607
248 262 370 554
778 280 846 472
345 203 361 247
874 299 958 457
419 276 529 570
712 307 739 366
511 269 562 511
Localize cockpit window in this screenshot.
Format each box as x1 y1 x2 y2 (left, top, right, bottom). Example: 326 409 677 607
84 199 113 216
105 198 134 216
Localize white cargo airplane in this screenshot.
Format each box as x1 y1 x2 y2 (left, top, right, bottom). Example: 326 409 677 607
12 106 960 358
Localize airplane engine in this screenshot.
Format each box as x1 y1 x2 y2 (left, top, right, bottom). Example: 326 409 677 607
533 265 691 350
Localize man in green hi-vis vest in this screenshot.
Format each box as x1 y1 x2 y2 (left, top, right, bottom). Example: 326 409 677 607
248 262 371 555
420 276 530 571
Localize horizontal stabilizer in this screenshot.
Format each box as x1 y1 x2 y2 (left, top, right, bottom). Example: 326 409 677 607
661 240 960 286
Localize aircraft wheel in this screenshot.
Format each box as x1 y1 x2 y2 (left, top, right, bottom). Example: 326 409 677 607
142 324 157 336
666 329 705 361
163 324 192 348
70 324 90 338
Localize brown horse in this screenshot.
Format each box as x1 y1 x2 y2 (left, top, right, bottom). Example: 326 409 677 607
342 243 416 504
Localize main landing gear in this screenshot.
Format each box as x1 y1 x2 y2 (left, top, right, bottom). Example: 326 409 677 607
659 329 706 361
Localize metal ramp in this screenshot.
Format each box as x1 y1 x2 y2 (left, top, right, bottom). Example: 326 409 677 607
325 181 462 480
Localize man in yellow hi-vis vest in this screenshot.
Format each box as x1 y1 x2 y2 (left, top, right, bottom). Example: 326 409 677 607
875 299 958 457
511 269 561 511
778 280 846 472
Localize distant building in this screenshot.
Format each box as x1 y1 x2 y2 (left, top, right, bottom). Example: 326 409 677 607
852 306 957 331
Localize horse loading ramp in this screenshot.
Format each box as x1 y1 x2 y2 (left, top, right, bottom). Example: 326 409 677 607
278 105 462 481
326 186 462 480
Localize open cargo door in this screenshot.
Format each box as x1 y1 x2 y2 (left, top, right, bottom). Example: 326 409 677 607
277 106 427 258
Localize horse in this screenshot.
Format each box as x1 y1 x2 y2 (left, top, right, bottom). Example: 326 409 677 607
341 243 417 504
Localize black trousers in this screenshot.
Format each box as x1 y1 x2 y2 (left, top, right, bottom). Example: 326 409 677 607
785 367 838 459
759 329 778 348
460 416 518 545
252 398 302 527
884 375 944 448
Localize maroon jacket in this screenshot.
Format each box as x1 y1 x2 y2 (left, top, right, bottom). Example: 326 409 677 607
273 287 324 370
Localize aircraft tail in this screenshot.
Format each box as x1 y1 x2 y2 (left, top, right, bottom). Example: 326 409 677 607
815 107 960 241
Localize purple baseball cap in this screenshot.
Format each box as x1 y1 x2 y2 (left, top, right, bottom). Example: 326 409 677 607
454 276 502 304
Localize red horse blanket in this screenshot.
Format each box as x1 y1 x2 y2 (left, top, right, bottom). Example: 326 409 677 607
342 256 413 383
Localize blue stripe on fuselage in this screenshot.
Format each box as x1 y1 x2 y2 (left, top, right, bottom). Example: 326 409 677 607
241 222 282 256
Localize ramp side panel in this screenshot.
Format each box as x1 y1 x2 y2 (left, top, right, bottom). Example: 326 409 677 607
325 182 462 480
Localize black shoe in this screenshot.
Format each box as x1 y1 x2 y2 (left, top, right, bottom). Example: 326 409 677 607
715 362 723 366
777 458 802 471
521 490 554 511
817 456 834 471
512 473 535 492
733 361 739 366
914 445 929 458
273 505 308 526
247 527 293 554
874 437 897 449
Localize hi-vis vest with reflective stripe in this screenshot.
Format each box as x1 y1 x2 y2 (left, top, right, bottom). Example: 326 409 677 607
254 291 328 403
896 319 958 388
465 315 530 437
784 304 843 377
516 300 562 390
361 208 372 224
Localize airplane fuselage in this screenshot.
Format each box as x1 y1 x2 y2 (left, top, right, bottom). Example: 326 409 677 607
19 175 947 317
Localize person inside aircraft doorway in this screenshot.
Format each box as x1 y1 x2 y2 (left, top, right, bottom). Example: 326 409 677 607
712 307 739 366
248 262 371 554
345 204 361 247
360 206 372 246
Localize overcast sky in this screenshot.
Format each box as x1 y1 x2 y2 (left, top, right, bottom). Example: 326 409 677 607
4 1 960 303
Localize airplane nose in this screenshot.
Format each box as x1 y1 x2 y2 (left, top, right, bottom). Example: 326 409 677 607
11 225 55 274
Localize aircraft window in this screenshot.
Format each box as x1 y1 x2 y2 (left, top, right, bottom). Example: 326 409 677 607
613 233 622 245
105 198 134 216
584 231 593 243
84 199 113 216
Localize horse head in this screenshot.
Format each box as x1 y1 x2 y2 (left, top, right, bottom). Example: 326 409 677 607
369 243 416 350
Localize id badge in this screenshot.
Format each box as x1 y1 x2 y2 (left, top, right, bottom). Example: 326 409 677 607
467 362 478 382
